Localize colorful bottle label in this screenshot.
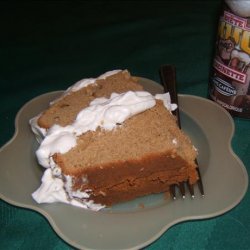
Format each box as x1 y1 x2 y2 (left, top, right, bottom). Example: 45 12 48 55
209 6 250 118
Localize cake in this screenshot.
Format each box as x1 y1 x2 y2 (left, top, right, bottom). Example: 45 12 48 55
31 69 143 138
31 70 198 210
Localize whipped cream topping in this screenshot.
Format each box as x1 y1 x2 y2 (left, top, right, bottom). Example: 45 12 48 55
32 169 105 210
155 93 178 111
30 115 47 142
66 69 122 92
31 74 177 210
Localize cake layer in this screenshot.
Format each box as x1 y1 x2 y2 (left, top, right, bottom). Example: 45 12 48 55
53 101 196 174
87 172 182 206
52 100 198 206
37 70 143 129
64 153 198 206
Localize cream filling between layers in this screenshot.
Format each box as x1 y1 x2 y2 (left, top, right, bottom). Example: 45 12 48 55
29 69 122 139
36 91 176 168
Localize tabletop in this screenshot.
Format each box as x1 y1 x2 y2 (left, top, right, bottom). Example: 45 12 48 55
0 1 250 249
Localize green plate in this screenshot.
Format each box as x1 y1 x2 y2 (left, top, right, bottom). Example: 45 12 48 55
0 77 248 250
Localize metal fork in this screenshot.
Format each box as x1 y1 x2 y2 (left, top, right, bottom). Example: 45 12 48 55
159 64 205 199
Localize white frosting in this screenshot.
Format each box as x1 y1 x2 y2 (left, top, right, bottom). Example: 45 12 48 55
66 69 122 92
32 169 69 203
31 72 177 211
155 92 178 111
29 115 47 142
32 169 104 210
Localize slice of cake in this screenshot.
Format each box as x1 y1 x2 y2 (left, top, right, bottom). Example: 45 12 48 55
30 69 143 140
31 70 198 210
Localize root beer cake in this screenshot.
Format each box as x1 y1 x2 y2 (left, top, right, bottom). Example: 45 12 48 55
30 70 198 210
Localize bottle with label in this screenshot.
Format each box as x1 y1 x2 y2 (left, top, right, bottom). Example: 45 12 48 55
209 0 250 118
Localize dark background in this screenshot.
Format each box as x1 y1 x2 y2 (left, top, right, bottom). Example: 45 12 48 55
1 1 250 250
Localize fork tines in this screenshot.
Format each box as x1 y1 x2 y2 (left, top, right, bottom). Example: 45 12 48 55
170 182 192 200
170 171 205 200
159 64 205 200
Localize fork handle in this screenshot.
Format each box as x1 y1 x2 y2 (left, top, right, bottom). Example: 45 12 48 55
159 64 181 129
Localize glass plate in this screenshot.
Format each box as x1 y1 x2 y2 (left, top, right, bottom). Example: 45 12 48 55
0 77 248 250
